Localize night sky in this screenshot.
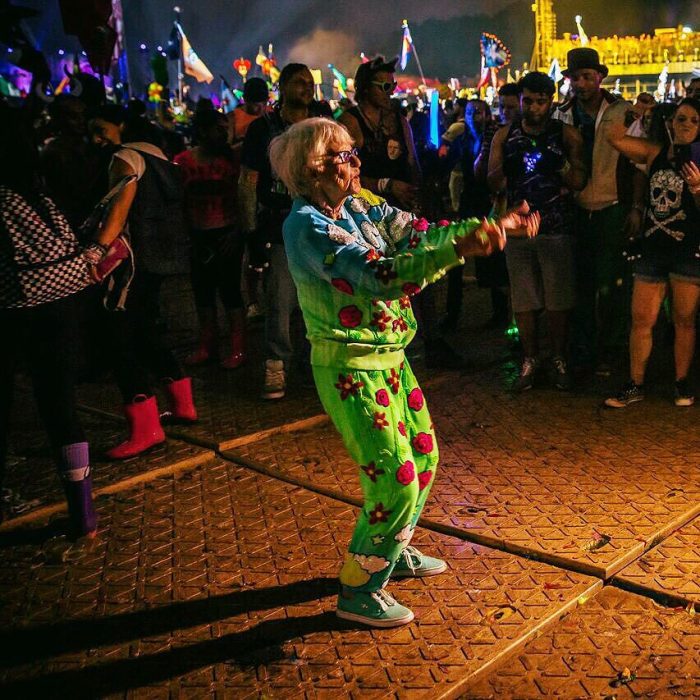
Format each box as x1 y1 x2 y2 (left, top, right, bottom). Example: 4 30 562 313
17 0 700 93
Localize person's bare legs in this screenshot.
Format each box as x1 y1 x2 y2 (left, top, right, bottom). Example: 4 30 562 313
670 278 700 381
514 310 538 358
546 310 570 359
629 279 666 385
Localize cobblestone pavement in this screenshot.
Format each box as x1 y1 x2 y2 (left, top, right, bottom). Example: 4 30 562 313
2 275 699 697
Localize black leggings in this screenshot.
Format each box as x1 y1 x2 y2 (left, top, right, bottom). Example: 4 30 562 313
0 293 86 487
190 228 245 310
103 270 184 401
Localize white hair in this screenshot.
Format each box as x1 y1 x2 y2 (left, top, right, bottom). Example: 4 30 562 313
268 117 353 199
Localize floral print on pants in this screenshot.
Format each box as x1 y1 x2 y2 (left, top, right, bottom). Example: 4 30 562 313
313 360 438 592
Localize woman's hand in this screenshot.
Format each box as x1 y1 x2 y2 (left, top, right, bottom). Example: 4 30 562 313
681 161 700 194
456 218 506 258
498 201 541 239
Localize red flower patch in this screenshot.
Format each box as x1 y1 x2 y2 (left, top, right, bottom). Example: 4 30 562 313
396 460 416 486
411 217 429 232
368 502 391 525
387 368 401 394
407 388 424 411
437 219 451 227
418 471 433 491
334 373 365 400
402 282 421 297
392 317 408 332
372 411 390 430
398 421 407 437
365 249 383 267
331 278 354 295
370 310 392 332
361 461 385 483
408 234 421 249
399 295 412 310
375 389 390 407
338 305 362 328
412 432 434 454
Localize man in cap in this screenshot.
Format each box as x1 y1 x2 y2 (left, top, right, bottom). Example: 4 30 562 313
339 56 466 369
553 48 632 376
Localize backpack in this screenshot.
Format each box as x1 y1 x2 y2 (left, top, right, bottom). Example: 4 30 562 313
122 147 189 276
0 187 90 309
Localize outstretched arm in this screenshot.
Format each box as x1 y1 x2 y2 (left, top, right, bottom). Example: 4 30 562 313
607 122 661 167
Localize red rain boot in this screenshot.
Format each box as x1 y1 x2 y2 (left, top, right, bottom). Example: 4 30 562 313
185 312 218 366
162 377 198 423
106 395 166 460
221 309 247 370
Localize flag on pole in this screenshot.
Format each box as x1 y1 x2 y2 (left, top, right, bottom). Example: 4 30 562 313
220 76 237 113
328 64 347 98
400 19 413 70
548 57 563 83
176 22 213 83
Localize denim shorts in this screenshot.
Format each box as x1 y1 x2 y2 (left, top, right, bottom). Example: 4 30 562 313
505 234 576 313
634 250 700 284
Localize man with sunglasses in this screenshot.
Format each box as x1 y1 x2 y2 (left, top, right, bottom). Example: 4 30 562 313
340 57 464 369
339 56 420 211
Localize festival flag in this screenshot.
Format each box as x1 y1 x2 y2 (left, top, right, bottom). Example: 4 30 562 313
478 33 511 91
400 19 413 71
548 57 563 83
220 75 238 113
328 64 347 98
574 15 589 46
176 22 213 83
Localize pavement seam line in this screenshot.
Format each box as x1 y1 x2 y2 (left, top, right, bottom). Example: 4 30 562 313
437 578 605 700
215 448 700 590
0 451 216 532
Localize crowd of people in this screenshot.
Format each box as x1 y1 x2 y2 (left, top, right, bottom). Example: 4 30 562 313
2 45 700 627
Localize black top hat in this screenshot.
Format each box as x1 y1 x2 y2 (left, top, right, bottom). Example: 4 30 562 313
562 47 608 78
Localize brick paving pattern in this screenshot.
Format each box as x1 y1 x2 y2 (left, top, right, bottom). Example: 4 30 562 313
2 277 699 697
463 586 700 699
0 461 600 699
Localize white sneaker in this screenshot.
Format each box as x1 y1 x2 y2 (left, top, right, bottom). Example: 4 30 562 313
262 360 285 400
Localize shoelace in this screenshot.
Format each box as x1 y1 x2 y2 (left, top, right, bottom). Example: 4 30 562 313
370 588 396 611
401 545 423 573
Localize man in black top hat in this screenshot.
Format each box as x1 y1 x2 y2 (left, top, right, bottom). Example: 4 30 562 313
553 47 633 376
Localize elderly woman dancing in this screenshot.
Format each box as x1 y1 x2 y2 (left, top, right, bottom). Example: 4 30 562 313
269 118 539 628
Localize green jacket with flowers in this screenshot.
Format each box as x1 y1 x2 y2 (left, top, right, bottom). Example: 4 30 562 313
282 188 482 370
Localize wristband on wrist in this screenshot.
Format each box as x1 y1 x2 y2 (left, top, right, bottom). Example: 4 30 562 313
83 242 108 265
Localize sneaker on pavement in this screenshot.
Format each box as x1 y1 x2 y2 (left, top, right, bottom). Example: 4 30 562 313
674 378 695 407
336 587 414 628
262 359 285 400
516 356 538 392
551 356 572 391
604 381 645 408
391 545 447 578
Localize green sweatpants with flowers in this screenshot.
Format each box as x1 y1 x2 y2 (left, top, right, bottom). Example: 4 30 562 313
313 359 439 593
